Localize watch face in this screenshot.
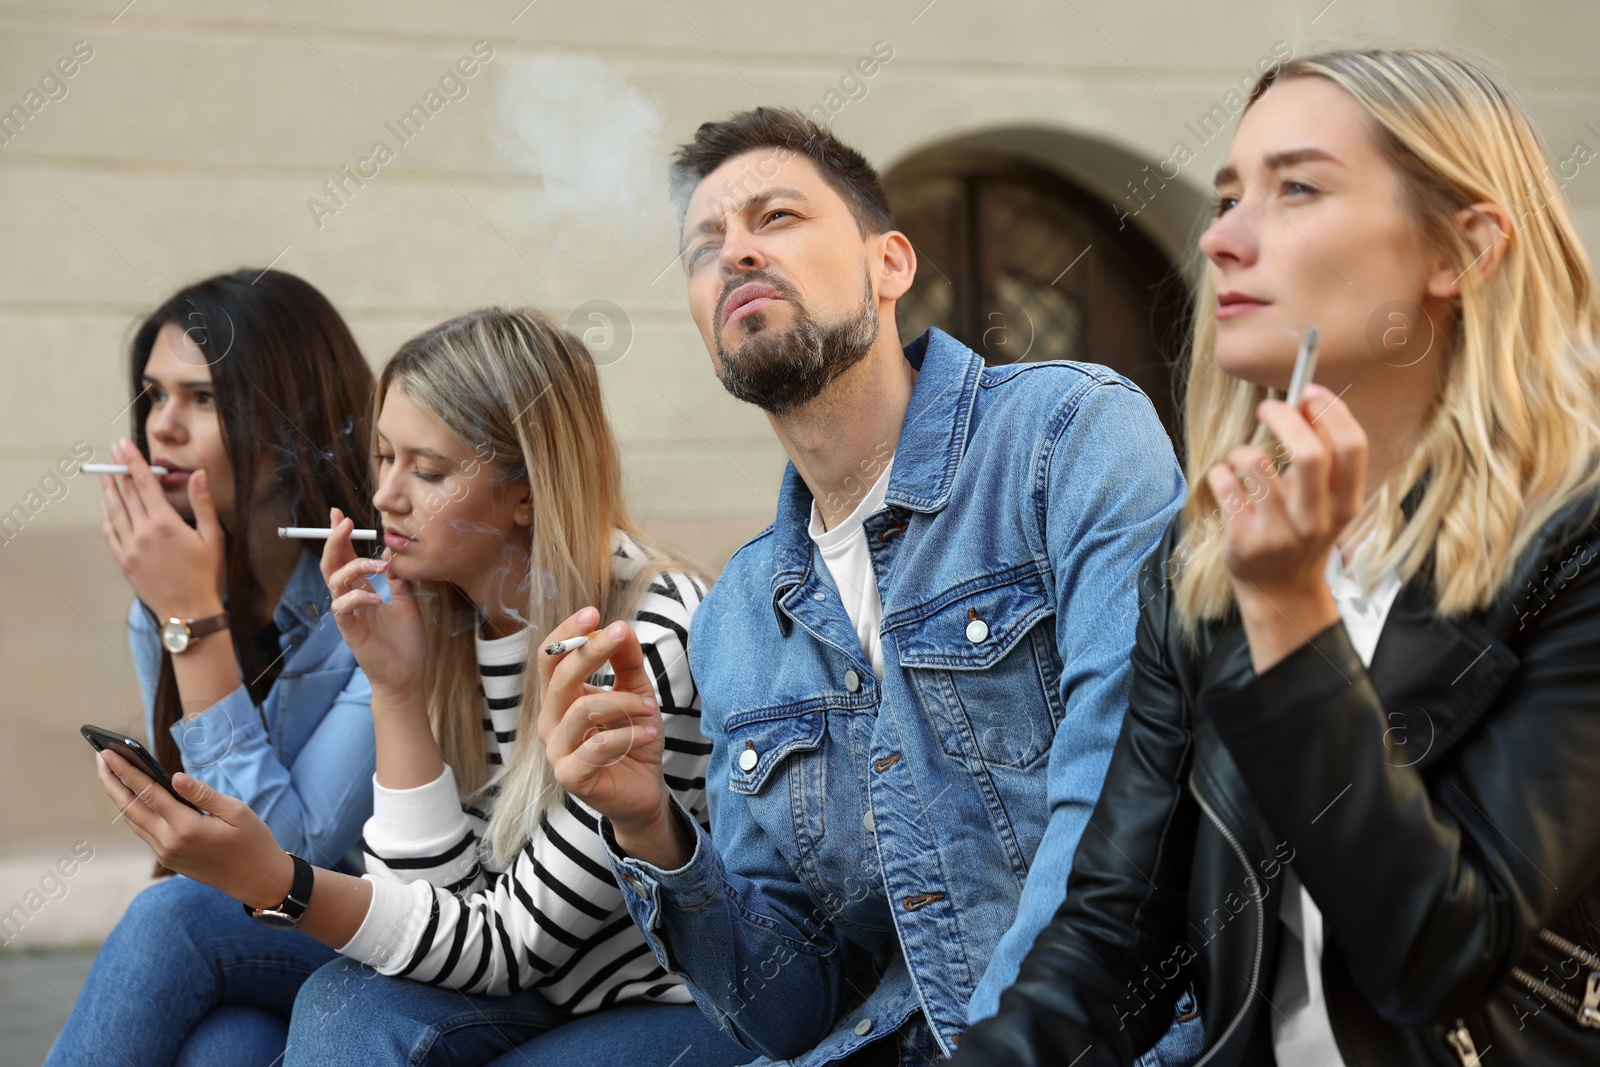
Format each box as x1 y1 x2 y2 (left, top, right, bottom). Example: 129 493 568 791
251 908 298 929
161 620 190 654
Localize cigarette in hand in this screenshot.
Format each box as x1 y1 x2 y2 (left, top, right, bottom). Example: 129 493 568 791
544 630 607 656
1284 325 1320 407
82 464 170 476
278 526 379 541
1246 325 1320 464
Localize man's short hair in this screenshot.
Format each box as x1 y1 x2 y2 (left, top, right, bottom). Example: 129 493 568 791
669 106 895 237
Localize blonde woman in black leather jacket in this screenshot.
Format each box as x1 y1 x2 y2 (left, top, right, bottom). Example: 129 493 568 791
953 48 1600 1067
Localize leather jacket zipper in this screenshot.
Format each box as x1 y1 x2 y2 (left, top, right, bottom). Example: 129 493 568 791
1505 927 1600 1029
1188 775 1264 1066
1447 928 1600 1063
1445 1019 1481 1065
1538 926 1600 972
1508 966 1600 1028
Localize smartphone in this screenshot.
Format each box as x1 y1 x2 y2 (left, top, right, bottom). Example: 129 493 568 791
81 724 204 813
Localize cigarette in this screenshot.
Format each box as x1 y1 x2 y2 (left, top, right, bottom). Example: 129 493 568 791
544 630 606 656
1247 325 1321 463
278 526 378 541
82 463 170 476
1284 325 1320 408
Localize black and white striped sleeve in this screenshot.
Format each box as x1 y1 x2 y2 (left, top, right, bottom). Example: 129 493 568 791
338 794 682 1009
358 765 486 897
334 565 710 1009
631 569 710 826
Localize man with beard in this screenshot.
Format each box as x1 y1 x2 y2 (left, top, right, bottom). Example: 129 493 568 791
540 108 1204 1066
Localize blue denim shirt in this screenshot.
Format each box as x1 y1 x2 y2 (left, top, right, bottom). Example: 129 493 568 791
129 548 379 870
606 328 1203 1065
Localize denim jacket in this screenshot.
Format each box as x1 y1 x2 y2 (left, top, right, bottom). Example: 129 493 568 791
606 328 1203 1065
129 548 379 870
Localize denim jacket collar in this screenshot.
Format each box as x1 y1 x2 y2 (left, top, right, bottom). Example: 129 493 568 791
767 327 983 622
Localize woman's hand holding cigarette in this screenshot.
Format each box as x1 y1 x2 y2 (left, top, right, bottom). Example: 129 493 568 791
98 439 225 621
1204 383 1367 673
319 506 424 697
537 608 692 870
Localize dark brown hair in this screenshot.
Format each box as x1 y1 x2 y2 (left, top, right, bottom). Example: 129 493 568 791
669 106 894 236
130 268 376 793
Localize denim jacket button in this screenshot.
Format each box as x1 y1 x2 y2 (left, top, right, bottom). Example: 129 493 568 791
862 810 875 833
853 1018 873 1036
738 747 759 773
965 618 989 643
306 601 321 617
844 669 862 693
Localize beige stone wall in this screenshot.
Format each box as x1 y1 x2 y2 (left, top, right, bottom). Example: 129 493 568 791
1 0 1597 936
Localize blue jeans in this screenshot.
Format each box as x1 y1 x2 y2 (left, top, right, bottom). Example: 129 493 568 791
48 875 751 1066
44 875 341 1067
286 956 752 1066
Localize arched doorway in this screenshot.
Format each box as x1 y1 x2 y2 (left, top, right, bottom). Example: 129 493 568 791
884 140 1195 449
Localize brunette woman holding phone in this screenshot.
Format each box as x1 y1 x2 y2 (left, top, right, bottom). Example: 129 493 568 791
47 269 381 1066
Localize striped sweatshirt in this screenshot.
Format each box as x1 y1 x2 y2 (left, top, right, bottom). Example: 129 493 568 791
339 533 711 1013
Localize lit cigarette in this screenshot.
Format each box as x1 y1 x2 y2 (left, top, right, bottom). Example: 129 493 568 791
278 526 379 541
544 630 606 656
82 463 170 475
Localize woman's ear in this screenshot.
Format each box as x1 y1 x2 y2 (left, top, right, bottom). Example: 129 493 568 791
1426 201 1512 299
514 483 534 529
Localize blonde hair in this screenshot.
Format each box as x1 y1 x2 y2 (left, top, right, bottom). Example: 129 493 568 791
377 308 696 862
1174 48 1600 635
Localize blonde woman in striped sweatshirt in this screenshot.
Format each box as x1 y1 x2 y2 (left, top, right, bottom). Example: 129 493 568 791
96 308 749 1067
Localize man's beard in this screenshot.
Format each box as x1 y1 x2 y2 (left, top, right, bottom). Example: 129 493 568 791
714 270 878 416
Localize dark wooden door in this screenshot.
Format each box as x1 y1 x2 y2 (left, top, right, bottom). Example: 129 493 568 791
887 159 1191 449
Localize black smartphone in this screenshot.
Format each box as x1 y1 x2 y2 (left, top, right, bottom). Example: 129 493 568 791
81 724 204 813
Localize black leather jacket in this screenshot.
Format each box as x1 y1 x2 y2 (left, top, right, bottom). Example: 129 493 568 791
950 487 1600 1066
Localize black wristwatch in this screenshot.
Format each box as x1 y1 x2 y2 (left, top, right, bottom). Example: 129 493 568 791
243 852 313 928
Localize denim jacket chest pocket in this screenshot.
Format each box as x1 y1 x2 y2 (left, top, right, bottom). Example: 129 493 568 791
725 703 830 867
888 566 1064 769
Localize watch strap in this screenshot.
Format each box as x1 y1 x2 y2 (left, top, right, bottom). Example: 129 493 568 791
184 612 230 640
243 853 314 925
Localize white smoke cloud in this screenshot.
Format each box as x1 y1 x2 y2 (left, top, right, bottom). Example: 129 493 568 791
490 51 667 271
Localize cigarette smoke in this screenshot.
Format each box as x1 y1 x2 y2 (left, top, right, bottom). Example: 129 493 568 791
491 51 667 272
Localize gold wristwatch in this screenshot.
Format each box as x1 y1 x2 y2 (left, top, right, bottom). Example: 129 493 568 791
161 612 229 655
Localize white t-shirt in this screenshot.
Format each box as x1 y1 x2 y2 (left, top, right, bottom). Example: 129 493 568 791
1271 536 1403 1066
808 456 895 681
